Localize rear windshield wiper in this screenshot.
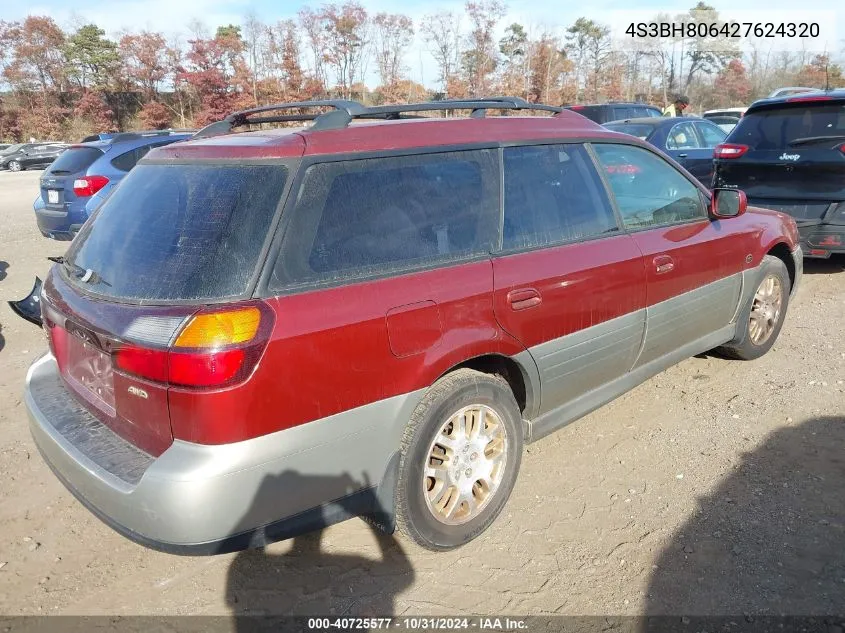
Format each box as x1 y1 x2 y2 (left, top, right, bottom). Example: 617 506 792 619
50 256 111 287
788 134 845 147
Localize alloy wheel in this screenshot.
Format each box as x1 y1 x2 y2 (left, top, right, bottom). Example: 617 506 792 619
422 404 508 526
749 274 783 346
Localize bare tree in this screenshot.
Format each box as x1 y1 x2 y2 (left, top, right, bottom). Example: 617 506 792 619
421 11 462 95
373 13 413 99
298 7 327 89
242 12 266 105
462 0 505 97
321 2 369 99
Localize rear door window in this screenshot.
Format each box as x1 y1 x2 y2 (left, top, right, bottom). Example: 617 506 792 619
729 103 845 149
47 147 104 175
593 143 705 229
666 122 702 150
604 123 653 140
612 106 634 121
271 149 499 290
694 121 728 147
502 144 618 250
111 140 179 172
64 163 288 302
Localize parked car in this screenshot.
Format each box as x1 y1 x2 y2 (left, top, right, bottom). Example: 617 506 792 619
703 107 747 133
33 130 194 240
0 143 60 171
768 87 822 99
603 116 728 185
17 97 802 555
80 132 117 143
12 143 68 171
714 89 845 258
564 102 663 124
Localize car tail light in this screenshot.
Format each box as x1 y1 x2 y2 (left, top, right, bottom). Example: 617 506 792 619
115 346 169 383
114 302 274 389
839 143 845 154
714 144 749 159
72 175 109 197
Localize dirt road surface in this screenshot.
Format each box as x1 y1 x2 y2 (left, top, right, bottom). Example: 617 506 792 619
1 170 843 621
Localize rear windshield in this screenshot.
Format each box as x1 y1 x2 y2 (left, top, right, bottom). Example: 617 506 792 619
64 163 288 302
0 144 23 155
729 102 845 149
604 123 654 139
48 147 103 174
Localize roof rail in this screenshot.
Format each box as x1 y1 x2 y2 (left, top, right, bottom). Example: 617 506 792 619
192 100 368 139
192 97 564 139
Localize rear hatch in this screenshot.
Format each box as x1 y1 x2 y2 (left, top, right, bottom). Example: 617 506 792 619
40 160 290 455
40 145 107 210
713 98 845 223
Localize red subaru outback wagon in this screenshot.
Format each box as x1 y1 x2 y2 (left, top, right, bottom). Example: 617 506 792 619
21 98 802 553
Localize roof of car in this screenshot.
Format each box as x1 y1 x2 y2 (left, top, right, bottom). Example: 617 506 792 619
78 130 195 151
566 102 659 108
746 89 845 112
151 113 639 161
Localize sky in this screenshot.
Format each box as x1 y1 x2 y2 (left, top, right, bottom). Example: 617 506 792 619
3 0 844 89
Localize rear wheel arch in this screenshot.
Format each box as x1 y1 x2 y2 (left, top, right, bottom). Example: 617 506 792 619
766 241 796 293
436 353 534 420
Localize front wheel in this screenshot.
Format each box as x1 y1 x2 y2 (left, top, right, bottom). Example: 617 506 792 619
7 160 21 172
718 255 790 361
395 369 523 551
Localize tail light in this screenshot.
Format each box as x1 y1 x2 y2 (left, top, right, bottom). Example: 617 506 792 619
72 175 109 197
714 144 749 159
114 303 274 389
839 143 845 155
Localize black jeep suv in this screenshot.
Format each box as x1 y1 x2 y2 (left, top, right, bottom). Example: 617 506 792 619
713 90 845 258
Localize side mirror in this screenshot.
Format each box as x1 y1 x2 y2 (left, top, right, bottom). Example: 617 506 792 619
710 187 747 219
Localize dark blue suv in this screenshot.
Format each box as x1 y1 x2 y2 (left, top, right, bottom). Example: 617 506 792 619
34 130 194 240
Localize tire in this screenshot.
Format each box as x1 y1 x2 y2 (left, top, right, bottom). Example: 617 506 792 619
7 161 21 172
395 368 523 551
718 255 790 361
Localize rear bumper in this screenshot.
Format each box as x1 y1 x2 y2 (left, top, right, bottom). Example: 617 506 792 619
33 199 86 240
798 223 845 257
25 353 420 554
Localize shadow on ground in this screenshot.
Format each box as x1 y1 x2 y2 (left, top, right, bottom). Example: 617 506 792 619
644 416 845 619
225 471 414 631
803 255 845 275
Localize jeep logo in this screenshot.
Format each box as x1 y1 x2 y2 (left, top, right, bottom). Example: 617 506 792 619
778 153 800 161
128 385 148 399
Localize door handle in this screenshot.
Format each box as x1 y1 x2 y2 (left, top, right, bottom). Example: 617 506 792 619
653 255 675 274
507 288 542 311
678 153 688 158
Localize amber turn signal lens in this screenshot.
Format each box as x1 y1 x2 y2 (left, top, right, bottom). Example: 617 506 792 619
174 307 262 348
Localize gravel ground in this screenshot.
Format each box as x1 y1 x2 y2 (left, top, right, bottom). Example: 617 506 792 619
0 170 843 621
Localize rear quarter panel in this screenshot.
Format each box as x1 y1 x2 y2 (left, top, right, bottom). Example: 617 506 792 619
168 261 529 445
